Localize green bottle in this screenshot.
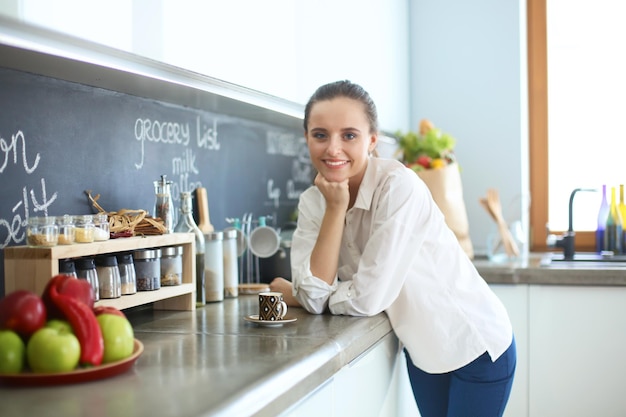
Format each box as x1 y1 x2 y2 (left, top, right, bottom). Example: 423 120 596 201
605 186 623 254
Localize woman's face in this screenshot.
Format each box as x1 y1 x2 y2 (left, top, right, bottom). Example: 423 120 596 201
305 97 377 186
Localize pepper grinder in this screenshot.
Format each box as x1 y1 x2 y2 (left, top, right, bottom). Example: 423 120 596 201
154 174 175 233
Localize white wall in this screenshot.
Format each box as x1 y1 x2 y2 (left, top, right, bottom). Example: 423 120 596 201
0 0 410 133
409 0 529 254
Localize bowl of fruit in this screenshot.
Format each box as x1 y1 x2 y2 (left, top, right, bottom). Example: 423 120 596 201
0 275 142 386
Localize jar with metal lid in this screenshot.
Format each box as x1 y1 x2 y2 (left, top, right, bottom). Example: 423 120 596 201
26 216 58 247
133 248 161 291
58 258 77 278
223 229 239 298
75 257 99 302
204 231 224 302
93 213 110 241
95 255 121 299
117 253 137 295
56 215 75 245
74 215 95 243
161 245 183 286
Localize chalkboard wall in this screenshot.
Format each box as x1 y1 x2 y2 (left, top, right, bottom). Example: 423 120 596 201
0 67 312 296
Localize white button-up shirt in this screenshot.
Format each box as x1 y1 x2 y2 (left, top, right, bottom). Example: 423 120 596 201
291 157 513 373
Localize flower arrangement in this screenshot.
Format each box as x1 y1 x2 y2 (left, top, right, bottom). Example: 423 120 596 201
395 119 457 172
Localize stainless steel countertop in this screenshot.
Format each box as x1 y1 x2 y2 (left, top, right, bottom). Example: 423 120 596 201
0 295 393 417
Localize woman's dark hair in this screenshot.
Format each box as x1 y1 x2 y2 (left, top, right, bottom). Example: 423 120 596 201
303 80 379 134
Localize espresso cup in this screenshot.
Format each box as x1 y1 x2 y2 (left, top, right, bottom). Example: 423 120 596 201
258 291 287 321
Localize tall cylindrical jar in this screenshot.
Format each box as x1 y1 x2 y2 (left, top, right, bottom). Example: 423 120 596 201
134 248 162 291
204 231 224 302
161 245 183 286
174 191 206 306
223 229 239 298
117 253 137 295
95 255 122 299
75 257 99 301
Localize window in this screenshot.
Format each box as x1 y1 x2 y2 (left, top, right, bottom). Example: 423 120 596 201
528 0 626 252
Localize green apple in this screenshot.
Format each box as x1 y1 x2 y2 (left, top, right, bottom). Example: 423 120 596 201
46 319 74 333
97 314 134 363
27 326 80 373
0 329 26 373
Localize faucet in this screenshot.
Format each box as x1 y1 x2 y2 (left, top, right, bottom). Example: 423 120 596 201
546 187 597 260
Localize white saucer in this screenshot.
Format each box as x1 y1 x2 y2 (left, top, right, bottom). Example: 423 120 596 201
244 314 297 326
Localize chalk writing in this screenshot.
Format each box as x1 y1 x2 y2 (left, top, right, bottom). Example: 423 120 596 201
134 118 191 169
266 131 300 156
267 179 281 209
197 117 220 150
0 130 41 174
0 179 57 248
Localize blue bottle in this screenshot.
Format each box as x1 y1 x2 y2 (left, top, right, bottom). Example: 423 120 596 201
596 184 609 253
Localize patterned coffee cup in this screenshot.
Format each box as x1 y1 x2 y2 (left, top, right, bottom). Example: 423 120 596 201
258 291 287 321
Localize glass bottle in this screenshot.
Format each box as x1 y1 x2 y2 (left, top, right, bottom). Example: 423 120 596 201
596 184 609 253
174 191 206 306
617 184 626 252
154 174 175 233
604 186 623 254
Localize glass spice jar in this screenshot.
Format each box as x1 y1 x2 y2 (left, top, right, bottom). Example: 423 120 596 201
58 258 77 278
133 248 161 291
56 215 75 245
75 257 99 302
93 213 110 241
74 215 95 243
160 245 183 286
95 255 121 299
26 216 58 247
117 253 137 295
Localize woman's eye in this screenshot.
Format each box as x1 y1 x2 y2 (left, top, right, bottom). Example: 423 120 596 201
313 132 326 139
344 132 356 140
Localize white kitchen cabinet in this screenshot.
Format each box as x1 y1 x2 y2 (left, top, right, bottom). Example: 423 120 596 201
280 332 420 417
490 284 530 417
528 285 626 417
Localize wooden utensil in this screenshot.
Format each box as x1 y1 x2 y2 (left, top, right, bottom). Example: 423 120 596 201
480 189 520 258
194 187 214 234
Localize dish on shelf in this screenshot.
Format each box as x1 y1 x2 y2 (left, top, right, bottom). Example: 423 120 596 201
0 339 144 387
244 314 297 326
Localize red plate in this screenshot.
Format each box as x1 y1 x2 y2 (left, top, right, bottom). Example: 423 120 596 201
0 339 143 387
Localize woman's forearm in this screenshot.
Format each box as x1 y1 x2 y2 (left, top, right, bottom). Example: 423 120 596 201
310 206 345 285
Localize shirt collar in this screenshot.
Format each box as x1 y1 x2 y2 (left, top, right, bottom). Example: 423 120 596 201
352 158 378 211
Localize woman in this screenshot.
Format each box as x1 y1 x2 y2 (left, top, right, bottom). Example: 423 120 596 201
270 80 515 417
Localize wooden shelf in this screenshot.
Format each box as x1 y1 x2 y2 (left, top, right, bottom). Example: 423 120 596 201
4 233 196 311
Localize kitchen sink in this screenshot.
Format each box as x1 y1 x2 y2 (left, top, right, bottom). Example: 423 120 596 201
541 252 626 268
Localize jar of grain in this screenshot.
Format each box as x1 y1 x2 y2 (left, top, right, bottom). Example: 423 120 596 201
93 213 110 241
56 215 75 245
95 255 121 299
74 215 95 243
117 253 137 295
160 245 183 286
26 216 58 247
133 248 161 291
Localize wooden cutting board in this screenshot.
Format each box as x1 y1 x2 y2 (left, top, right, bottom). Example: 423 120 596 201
194 187 214 233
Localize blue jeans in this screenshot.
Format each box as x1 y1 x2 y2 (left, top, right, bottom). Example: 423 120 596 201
404 337 516 417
